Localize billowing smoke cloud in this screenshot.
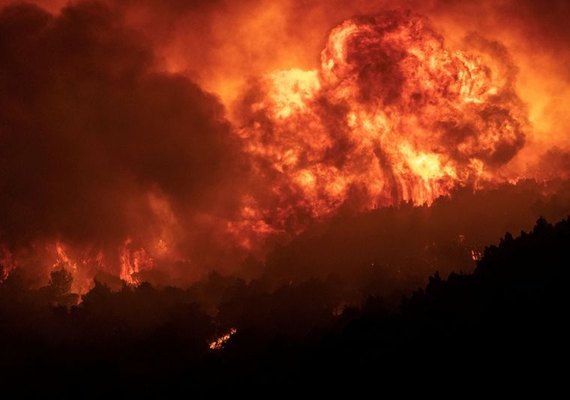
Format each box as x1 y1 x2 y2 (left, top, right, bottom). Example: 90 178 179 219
232 10 527 238
0 1 247 287
0 0 568 289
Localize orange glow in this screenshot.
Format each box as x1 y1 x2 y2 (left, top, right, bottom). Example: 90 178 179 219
119 239 153 285
230 11 527 245
49 242 104 294
267 69 321 119
471 249 482 262
53 242 78 274
209 328 237 350
1 2 568 288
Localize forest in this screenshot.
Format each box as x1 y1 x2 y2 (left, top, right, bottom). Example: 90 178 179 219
1 214 568 394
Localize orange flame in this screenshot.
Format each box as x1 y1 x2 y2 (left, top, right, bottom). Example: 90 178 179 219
0 9 541 285
120 239 154 285
230 11 527 246
209 328 237 350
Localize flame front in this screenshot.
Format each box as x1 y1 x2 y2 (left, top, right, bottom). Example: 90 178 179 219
232 11 526 241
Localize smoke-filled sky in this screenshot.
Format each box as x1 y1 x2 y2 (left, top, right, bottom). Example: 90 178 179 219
1 0 569 289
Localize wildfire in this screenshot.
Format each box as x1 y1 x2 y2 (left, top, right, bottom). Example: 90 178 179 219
0 8 539 286
209 328 237 350
48 242 105 293
471 249 482 262
232 10 527 242
54 243 78 273
119 239 154 285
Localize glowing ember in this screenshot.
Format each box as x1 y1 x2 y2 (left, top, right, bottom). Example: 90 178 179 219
209 328 237 350
471 249 482 261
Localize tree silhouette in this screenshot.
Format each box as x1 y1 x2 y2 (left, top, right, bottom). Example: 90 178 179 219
0 216 569 394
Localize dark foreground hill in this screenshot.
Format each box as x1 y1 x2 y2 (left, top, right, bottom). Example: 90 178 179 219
1 216 569 394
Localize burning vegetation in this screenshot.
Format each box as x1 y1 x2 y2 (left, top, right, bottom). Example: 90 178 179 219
0 2 566 286
0 0 569 393
236 11 525 225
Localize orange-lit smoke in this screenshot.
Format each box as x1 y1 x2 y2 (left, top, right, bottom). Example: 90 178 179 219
1 1 569 289
229 11 526 244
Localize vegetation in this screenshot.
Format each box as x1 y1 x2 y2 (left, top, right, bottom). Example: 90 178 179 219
1 216 568 394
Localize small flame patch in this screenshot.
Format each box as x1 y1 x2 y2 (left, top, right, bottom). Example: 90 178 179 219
209 328 237 350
